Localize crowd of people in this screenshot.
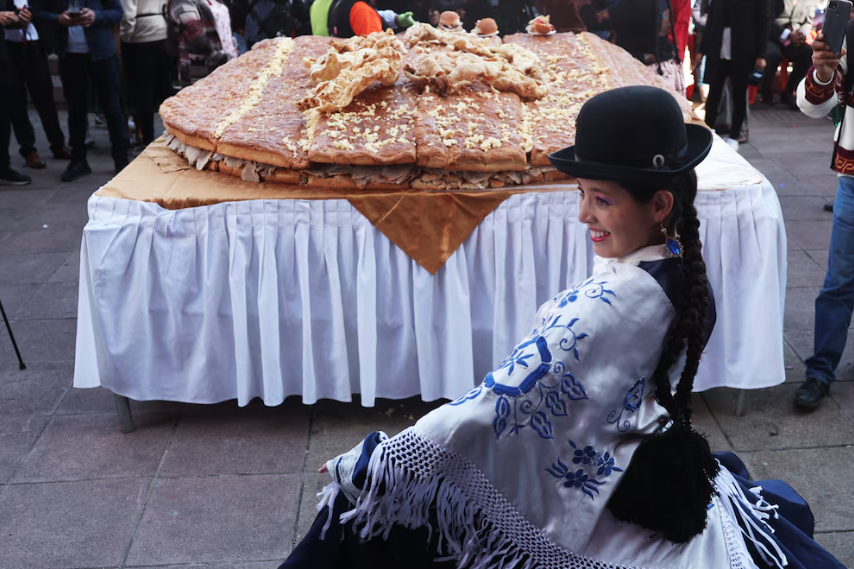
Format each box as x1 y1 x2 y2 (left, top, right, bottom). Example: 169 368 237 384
0 0 834 187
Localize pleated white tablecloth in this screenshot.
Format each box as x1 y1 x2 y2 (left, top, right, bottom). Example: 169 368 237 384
74 139 787 405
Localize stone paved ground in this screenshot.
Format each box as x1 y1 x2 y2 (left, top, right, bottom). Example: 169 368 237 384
0 107 852 568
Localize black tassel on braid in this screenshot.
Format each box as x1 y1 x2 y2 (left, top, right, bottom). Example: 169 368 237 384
605 170 720 544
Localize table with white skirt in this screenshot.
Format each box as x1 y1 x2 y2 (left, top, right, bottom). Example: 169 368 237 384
74 136 787 429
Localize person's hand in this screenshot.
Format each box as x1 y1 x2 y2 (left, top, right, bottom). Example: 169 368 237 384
396 10 415 28
0 11 19 26
17 7 32 26
755 57 766 70
790 29 805 46
58 10 76 26
318 463 328 474
812 33 843 83
76 6 95 26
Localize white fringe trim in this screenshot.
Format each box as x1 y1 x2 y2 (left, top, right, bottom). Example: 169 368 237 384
323 429 793 569
715 468 788 568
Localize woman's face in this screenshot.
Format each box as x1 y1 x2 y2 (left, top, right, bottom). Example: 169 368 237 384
577 178 673 259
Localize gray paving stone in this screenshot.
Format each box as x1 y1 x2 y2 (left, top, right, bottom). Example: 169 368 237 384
786 221 833 251
13 204 90 232
801 173 845 198
17 281 78 320
814 531 854 568
786 329 854 382
0 187 58 210
161 406 310 477
0 477 149 569
704 384 854 451
126 474 300 566
47 247 80 283
44 184 100 207
737 447 854 532
693 394 732 452
1 226 83 255
0 415 49 484
0 252 68 284
57 385 188 415
13 413 175 483
778 196 835 221
0 283 41 318
831 382 854 425
0 318 77 363
295 472 328 544
126 563 282 569
805 249 829 273
305 397 442 470
784 287 821 331
0 208 29 231
787 248 827 288
783 337 806 384
0 362 72 415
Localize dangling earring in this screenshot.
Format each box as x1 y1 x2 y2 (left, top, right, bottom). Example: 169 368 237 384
661 223 682 258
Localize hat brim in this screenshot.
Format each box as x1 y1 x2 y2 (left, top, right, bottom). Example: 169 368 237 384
548 124 714 183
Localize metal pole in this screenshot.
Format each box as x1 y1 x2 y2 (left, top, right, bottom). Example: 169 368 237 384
114 394 135 433
735 389 748 417
0 298 25 370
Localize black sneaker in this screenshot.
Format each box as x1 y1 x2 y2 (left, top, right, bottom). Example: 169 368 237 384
61 160 92 182
794 378 829 409
0 167 32 186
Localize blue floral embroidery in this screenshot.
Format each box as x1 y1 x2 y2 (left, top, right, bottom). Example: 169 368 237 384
450 278 617 441
449 385 483 406
553 278 616 309
607 377 646 432
546 440 623 499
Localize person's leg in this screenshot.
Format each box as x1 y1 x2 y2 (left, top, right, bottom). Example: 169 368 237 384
800 176 854 407
704 59 729 133
761 40 782 101
0 74 31 184
7 42 38 161
58 53 92 180
24 42 68 154
728 64 749 141
125 41 157 145
783 41 814 95
88 55 129 169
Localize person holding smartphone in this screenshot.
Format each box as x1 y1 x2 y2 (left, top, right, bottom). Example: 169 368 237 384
760 0 821 109
794 20 854 408
0 3 32 185
30 0 130 181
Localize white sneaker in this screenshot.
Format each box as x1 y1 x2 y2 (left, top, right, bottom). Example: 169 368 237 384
723 137 739 152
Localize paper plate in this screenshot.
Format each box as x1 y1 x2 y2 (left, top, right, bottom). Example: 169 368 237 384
525 25 556 36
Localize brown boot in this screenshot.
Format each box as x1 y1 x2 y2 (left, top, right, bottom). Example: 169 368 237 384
25 151 46 169
52 146 72 160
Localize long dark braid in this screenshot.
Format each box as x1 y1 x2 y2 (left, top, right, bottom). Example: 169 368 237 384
606 170 719 544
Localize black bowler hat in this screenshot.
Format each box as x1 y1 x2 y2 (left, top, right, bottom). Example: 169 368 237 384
548 86 713 182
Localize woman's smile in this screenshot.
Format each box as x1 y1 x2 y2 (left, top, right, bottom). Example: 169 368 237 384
590 229 611 242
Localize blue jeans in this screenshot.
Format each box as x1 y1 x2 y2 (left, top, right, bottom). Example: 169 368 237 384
806 175 854 385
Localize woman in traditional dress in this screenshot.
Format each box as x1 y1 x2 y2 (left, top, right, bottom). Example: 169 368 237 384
281 86 844 569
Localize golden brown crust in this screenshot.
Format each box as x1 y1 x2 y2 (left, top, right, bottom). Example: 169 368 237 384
308 83 418 166
263 168 302 184
165 122 218 152
414 82 527 172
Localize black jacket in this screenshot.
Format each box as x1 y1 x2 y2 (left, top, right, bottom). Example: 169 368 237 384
700 0 768 75
579 0 676 65
30 0 124 60
769 0 819 41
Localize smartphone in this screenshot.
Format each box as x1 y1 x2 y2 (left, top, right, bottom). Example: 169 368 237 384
823 0 852 54
68 0 81 14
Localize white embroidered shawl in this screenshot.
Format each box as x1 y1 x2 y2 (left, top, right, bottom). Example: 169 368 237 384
323 246 787 569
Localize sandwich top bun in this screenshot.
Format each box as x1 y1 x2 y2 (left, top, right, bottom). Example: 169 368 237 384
439 11 463 30
528 15 555 35
474 17 498 35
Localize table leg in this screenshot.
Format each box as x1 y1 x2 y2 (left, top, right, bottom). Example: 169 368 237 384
735 389 748 417
114 394 135 433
